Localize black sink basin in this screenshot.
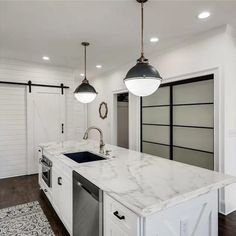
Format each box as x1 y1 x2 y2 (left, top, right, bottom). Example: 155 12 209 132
64 151 105 164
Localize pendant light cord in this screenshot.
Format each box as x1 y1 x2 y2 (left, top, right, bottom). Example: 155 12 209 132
81 42 89 83
84 45 87 78
138 1 147 63
141 2 144 57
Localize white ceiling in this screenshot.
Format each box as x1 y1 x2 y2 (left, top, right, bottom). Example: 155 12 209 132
0 0 236 78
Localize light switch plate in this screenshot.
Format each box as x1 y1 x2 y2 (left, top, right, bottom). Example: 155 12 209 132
180 218 188 236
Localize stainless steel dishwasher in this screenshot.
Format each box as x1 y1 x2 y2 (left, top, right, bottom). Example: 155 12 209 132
73 171 103 236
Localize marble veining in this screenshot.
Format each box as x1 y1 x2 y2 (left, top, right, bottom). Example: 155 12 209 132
41 140 236 217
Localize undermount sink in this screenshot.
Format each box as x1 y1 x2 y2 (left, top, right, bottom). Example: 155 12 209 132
64 151 105 164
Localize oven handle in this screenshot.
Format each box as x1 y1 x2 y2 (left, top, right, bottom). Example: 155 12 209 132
40 159 51 171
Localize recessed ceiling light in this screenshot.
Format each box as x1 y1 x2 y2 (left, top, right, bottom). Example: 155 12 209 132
80 73 85 77
198 11 211 19
150 37 159 43
42 56 50 61
96 65 102 69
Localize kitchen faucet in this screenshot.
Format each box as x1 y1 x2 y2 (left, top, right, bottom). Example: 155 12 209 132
83 126 105 154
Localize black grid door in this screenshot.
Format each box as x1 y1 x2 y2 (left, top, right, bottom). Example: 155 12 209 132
141 74 214 170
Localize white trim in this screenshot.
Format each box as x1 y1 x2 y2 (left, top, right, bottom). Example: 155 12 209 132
112 88 129 94
111 88 140 151
134 94 141 152
161 67 219 84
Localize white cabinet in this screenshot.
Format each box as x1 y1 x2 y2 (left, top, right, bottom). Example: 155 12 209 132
106 221 129 236
104 190 218 236
104 194 140 236
51 167 61 213
144 190 218 236
52 159 72 235
40 156 219 236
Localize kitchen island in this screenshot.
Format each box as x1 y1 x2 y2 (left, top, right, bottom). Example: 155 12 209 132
39 140 236 236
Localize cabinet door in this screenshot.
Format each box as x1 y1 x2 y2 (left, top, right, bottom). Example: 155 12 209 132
104 194 140 236
52 167 62 215
60 173 72 232
52 166 72 234
105 220 129 236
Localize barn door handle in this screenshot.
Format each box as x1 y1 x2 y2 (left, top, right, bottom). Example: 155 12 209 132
61 123 64 134
58 177 62 185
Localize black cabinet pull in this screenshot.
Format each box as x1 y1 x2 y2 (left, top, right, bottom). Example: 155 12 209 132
58 177 62 185
113 211 125 220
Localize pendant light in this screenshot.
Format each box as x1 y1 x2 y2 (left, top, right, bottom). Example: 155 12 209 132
124 0 162 97
74 42 98 103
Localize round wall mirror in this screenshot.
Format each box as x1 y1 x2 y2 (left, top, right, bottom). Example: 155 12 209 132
99 102 108 119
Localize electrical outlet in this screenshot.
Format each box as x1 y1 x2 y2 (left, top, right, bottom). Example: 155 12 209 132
180 218 188 236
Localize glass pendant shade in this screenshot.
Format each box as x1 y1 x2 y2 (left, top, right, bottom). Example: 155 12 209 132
74 79 97 103
74 92 97 103
124 61 162 97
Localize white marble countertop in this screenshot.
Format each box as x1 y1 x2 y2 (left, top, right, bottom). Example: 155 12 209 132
41 140 236 217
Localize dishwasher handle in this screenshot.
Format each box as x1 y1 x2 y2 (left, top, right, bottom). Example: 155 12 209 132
77 181 99 201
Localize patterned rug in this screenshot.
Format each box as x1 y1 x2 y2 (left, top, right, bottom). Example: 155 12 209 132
0 201 54 236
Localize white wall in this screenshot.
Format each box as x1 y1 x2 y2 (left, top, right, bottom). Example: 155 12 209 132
221 27 236 215
0 58 86 178
87 25 236 215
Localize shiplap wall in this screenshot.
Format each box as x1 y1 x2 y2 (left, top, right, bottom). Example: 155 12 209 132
0 85 27 178
0 58 86 178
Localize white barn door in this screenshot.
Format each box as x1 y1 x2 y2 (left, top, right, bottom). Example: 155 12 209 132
27 86 66 174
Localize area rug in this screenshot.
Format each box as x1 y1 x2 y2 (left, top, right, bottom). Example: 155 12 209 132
0 201 54 236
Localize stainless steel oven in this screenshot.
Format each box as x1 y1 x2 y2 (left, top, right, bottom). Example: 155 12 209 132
40 155 52 188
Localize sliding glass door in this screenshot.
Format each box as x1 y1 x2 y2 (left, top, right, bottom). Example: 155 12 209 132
142 86 170 159
141 74 214 170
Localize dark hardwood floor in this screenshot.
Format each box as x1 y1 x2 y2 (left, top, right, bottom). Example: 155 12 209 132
0 174 69 236
219 212 236 236
0 174 236 236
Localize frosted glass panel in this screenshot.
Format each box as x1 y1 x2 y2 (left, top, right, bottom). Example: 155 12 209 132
173 147 214 170
173 80 214 104
142 87 169 106
173 105 213 127
143 107 169 124
143 142 169 159
173 127 213 152
142 125 169 145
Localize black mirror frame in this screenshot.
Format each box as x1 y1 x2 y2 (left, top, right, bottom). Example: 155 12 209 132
99 102 108 119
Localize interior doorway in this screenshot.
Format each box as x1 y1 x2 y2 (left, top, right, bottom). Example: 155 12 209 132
116 93 129 148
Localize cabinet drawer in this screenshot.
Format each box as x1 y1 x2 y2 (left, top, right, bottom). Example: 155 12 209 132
104 194 140 236
53 157 72 180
